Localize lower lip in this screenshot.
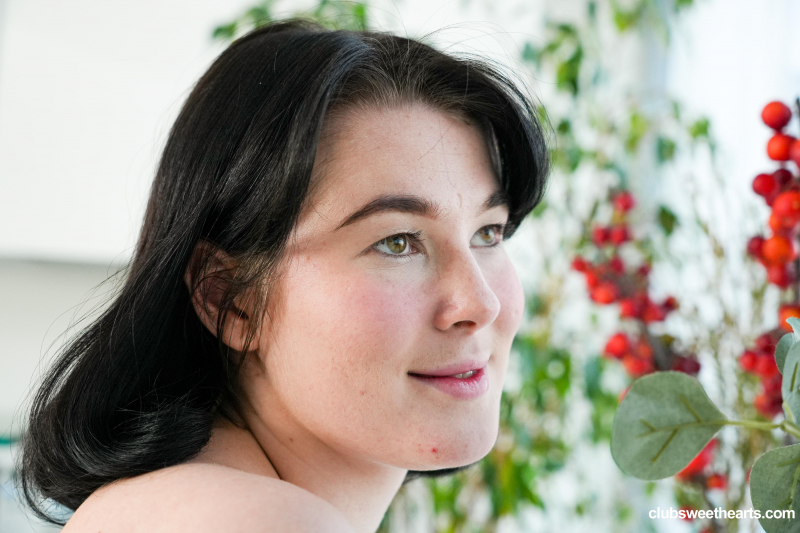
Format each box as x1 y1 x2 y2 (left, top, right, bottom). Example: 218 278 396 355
408 367 489 399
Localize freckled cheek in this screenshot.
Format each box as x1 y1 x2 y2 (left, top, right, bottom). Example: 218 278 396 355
299 272 426 383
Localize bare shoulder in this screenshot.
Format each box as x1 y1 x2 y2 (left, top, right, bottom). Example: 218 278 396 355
62 463 355 533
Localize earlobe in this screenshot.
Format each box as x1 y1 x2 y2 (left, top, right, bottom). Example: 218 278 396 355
184 241 257 353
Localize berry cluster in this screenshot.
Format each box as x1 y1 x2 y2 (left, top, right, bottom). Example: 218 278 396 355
743 100 800 417
763 101 800 165
739 330 785 417
572 191 700 379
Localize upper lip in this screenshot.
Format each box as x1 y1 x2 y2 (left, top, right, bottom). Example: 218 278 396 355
408 359 488 377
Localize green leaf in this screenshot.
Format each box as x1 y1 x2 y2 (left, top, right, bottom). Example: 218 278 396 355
750 444 800 533
656 137 676 163
351 3 367 30
212 22 238 40
657 205 679 236
688 118 710 140
556 46 583 96
782 343 800 398
776 333 795 375
611 371 726 480
782 343 800 423
625 112 648 152
788 318 800 341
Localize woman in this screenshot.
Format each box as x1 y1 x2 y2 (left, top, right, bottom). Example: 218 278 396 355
20 18 549 532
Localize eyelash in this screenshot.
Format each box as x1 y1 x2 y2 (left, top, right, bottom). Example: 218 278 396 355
372 223 507 259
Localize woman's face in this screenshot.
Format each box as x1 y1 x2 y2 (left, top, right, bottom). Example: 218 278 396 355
249 103 525 471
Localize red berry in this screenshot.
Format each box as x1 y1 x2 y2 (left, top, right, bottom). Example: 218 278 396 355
769 212 795 234
662 296 679 312
740 350 758 373
619 298 641 319
747 236 765 258
762 101 792 130
633 339 654 360
763 374 783 396
584 270 599 289
679 505 696 521
774 168 794 187
756 354 780 379
642 300 667 323
673 356 701 375
773 191 800 224
768 133 795 161
756 333 777 353
753 173 779 197
609 225 630 246
779 304 800 331
622 354 654 376
677 439 716 480
613 191 636 213
591 226 610 246
790 140 800 167
761 235 795 265
571 256 588 272
604 333 630 359
754 393 784 417
767 264 794 288
706 473 728 490
609 256 625 274
590 281 618 304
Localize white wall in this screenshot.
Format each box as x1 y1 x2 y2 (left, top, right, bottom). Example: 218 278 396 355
0 259 121 436
0 0 258 263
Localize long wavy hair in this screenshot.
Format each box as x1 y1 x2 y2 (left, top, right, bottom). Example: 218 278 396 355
19 18 550 524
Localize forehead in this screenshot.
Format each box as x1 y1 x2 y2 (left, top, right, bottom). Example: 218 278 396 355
296 103 501 236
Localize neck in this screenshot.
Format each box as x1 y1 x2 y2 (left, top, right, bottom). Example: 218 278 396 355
201 404 407 533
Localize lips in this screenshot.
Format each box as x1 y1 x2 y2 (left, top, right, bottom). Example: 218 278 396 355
408 363 489 400
408 359 488 378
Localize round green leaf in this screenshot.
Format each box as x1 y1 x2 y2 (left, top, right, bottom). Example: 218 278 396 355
776 333 795 376
611 371 726 480
750 444 800 533
787 317 800 341
782 343 800 400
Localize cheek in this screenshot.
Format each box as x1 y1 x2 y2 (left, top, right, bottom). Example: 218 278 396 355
265 257 426 423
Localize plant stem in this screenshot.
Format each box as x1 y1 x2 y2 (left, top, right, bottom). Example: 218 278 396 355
724 419 782 432
782 420 800 439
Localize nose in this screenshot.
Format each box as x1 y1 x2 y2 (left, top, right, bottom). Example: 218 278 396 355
432 248 502 332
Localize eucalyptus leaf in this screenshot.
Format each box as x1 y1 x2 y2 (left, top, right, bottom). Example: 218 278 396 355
776 333 795 376
784 391 800 425
611 371 726 480
788 318 800 341
750 444 800 533
782 343 800 399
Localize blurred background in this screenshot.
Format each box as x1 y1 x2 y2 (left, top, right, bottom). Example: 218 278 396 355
1 0 799 531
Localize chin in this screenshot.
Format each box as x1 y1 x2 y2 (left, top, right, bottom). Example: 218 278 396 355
407 415 500 471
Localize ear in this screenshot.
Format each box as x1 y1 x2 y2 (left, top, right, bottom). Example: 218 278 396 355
184 241 258 353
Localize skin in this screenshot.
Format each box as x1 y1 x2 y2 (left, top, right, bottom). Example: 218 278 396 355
64 103 525 533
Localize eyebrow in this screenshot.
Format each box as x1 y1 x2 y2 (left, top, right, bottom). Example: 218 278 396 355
333 189 510 231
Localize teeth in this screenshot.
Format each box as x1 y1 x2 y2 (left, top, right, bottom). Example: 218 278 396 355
452 370 477 379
